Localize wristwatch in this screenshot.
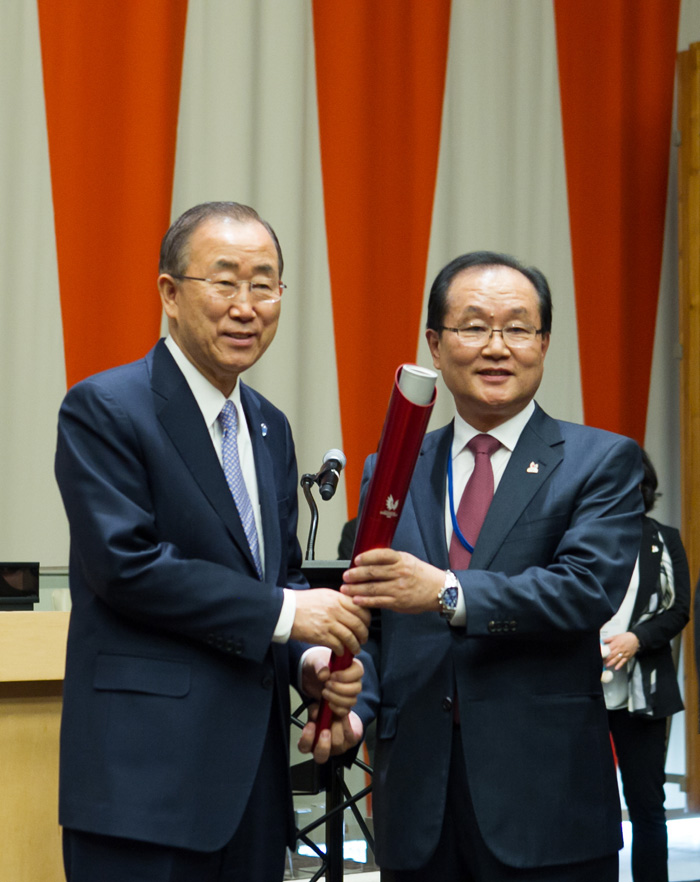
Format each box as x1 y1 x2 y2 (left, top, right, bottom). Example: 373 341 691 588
437 570 459 621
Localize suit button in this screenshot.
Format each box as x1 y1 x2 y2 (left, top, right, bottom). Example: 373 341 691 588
442 696 453 712
488 621 496 633
509 620 517 631
233 639 244 656
262 672 274 690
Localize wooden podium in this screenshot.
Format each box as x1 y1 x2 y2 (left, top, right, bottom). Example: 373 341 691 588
0 612 69 881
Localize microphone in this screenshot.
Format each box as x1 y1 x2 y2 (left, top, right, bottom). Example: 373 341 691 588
317 449 346 500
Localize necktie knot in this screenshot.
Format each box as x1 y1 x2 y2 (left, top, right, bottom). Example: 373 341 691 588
467 433 500 458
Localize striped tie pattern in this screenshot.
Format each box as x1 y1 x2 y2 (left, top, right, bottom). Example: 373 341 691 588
218 400 262 577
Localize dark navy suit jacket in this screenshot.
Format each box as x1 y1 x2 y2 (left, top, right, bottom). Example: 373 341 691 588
55 339 307 851
357 404 644 871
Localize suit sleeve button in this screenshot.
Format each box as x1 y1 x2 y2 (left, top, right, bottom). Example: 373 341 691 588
442 696 453 712
509 620 517 631
488 621 496 633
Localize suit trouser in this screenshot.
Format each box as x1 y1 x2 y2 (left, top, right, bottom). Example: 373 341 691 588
382 727 618 882
63 705 291 882
608 709 669 882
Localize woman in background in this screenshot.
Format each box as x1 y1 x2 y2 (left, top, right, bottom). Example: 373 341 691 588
601 450 690 882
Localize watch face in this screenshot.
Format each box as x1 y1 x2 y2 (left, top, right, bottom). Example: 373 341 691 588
439 581 458 618
443 586 458 609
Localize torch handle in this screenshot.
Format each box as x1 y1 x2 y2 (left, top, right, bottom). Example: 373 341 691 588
313 648 354 739
310 365 436 749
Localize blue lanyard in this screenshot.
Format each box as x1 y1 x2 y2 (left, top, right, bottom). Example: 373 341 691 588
447 453 474 554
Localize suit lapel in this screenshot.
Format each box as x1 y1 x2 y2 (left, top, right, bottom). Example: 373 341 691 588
409 424 453 569
241 383 280 583
631 517 659 620
150 341 258 573
470 404 565 570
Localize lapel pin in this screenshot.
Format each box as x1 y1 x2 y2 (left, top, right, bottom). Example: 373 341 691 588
260 423 268 437
526 462 539 474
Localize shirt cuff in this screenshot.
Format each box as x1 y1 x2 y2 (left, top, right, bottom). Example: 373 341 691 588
272 588 296 643
297 645 333 694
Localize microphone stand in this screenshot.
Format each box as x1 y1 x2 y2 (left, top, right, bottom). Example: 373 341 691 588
295 463 369 882
300 471 321 561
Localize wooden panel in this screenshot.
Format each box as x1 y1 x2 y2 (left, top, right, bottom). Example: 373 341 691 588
0 685 64 881
0 612 69 682
677 41 700 813
0 611 68 880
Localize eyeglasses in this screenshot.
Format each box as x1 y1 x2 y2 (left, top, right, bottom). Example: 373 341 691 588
171 275 285 304
440 323 544 348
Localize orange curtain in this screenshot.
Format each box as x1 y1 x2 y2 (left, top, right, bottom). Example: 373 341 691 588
38 0 188 388
554 0 680 442
313 0 451 514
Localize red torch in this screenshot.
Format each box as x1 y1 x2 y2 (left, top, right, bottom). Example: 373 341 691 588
313 364 437 743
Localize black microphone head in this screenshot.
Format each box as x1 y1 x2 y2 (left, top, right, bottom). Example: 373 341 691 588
318 449 346 500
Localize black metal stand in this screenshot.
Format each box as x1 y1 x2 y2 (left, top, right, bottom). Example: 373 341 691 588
300 473 321 560
290 712 374 882
290 561 374 881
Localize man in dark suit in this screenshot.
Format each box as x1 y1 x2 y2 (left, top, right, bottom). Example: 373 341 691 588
55 202 369 881
342 252 644 881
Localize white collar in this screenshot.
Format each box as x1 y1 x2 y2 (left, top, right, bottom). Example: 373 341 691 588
164 335 242 429
451 400 535 458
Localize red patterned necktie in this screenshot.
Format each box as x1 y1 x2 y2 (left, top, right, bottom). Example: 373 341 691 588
449 433 500 569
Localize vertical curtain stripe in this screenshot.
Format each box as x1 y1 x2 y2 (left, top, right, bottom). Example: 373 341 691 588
312 0 451 514
38 0 188 388
554 0 680 442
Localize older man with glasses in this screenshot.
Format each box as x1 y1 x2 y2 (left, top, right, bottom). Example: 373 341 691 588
343 251 644 882
55 202 370 882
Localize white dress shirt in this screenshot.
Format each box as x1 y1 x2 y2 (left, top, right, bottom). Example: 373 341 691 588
444 400 535 626
165 336 295 641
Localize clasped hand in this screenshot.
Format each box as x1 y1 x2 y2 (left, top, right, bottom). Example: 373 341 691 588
603 631 640 671
291 587 370 656
340 548 444 614
297 649 364 763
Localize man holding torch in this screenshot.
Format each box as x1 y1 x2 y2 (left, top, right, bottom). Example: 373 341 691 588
342 252 643 882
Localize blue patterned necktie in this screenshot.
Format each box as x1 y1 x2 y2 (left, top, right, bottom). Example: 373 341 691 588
218 400 262 578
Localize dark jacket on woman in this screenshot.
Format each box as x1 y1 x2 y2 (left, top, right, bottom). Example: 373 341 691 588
627 516 690 720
